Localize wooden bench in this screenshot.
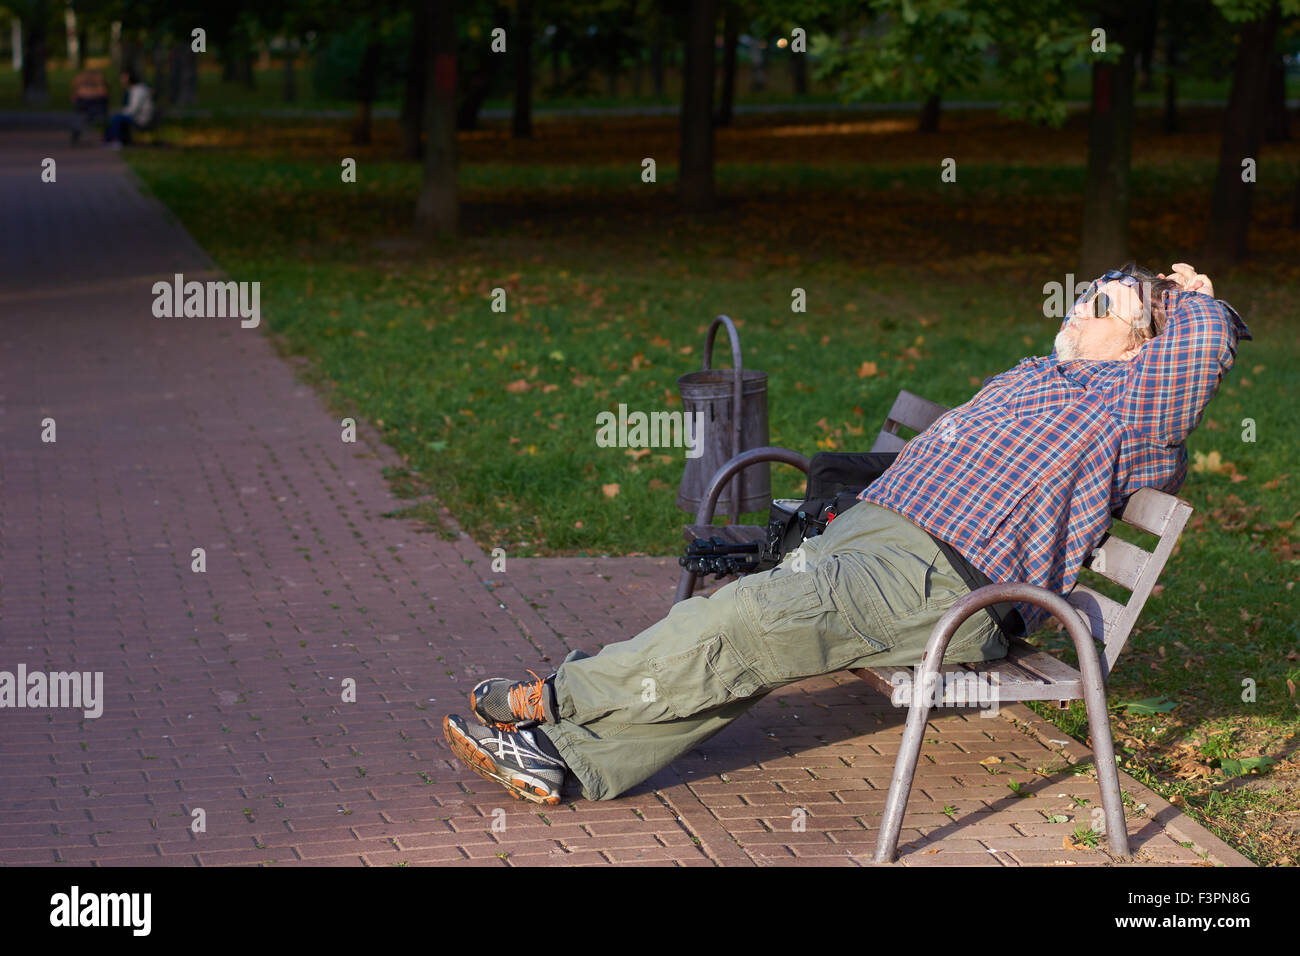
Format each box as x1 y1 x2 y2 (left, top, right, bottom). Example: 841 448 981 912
674 389 1193 861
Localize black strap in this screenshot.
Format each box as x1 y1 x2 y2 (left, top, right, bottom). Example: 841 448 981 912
925 532 1025 640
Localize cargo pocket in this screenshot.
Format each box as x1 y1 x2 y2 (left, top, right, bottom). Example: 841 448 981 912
739 560 883 680
822 553 894 656
647 633 765 720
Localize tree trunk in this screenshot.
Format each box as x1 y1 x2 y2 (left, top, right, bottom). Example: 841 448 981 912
21 5 49 106
352 33 381 145
458 7 504 131
679 0 717 212
240 33 256 89
1162 21 1179 134
749 35 765 92
1263 57 1289 143
456 68 493 129
1080 13 1137 278
64 7 79 68
790 44 807 95
402 0 429 159
918 93 941 133
1205 2 1280 264
512 0 533 138
152 40 167 105
416 1 459 239
1136 3 1157 92
1293 171 1300 229
651 23 665 96
716 3 737 127
283 45 296 103
169 44 183 105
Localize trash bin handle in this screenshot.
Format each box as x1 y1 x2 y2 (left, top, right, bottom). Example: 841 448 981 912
702 315 745 523
702 314 743 375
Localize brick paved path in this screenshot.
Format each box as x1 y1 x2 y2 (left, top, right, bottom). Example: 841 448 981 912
0 129 1249 866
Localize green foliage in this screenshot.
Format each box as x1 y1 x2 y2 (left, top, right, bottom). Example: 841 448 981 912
1116 697 1179 715
1217 755 1276 777
311 18 408 102
812 0 1104 128
1213 0 1300 22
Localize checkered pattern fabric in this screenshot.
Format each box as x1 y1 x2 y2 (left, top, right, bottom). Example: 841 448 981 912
860 289 1252 633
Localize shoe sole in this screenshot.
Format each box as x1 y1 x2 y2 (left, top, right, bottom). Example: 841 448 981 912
443 715 560 806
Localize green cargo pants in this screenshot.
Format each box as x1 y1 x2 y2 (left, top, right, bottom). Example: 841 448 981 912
538 502 1008 801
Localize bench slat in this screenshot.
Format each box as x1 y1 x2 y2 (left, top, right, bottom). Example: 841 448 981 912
868 430 908 454
853 663 1082 703
1119 487 1176 536
887 390 951 435
1066 584 1125 643
1083 533 1150 591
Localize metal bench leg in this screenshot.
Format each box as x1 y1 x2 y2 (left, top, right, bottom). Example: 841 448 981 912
873 671 938 863
674 567 699 604
1076 646 1129 857
873 581 1131 861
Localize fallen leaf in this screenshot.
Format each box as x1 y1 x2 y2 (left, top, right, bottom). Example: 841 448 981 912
504 379 531 393
601 483 621 498
858 361 878 378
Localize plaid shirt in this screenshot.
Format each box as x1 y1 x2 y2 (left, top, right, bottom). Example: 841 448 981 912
859 289 1252 634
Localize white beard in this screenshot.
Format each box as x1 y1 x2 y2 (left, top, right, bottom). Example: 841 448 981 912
1054 326 1081 361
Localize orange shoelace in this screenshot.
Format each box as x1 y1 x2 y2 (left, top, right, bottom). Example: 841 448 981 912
507 670 549 725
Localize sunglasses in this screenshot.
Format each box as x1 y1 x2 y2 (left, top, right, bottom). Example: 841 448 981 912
1074 270 1153 325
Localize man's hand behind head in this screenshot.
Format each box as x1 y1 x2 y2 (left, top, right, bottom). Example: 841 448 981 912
1159 263 1214 299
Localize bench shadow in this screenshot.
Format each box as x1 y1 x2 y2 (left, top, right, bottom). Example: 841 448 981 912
616 676 1167 859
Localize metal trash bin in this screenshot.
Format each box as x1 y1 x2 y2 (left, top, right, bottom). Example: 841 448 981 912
675 315 770 523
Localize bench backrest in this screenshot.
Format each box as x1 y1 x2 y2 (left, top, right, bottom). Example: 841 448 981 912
869 390 1193 680
870 389 953 454
1073 490 1193 676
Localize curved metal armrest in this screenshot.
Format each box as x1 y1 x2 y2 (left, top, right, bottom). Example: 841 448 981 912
855 408 1138 863
921 583 1093 669
694 446 810 526
906 581 1127 857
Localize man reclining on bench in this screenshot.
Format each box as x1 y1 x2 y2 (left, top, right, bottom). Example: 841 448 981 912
443 262 1251 805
